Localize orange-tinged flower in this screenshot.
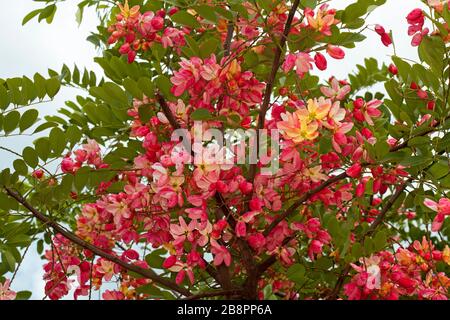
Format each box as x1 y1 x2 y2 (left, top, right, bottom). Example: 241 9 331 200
305 4 338 36
443 245 450 265
118 0 140 20
277 112 319 143
296 97 332 123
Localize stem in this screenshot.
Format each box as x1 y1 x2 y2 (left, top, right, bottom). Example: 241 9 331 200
3 186 192 297
248 0 301 183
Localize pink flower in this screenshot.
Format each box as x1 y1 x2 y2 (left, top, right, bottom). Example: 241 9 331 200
170 216 196 246
411 28 429 47
247 233 266 251
61 157 75 173
346 163 362 178
314 52 327 71
308 240 324 260
236 221 247 238
210 239 231 266
424 198 450 231
102 290 125 300
320 78 351 101
375 24 392 46
407 9 425 26
326 45 345 59
32 169 44 179
388 64 398 75
306 4 338 36
354 99 383 126
282 52 314 78
0 279 16 300
163 255 177 269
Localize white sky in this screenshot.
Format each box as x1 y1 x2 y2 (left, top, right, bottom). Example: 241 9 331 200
0 0 424 299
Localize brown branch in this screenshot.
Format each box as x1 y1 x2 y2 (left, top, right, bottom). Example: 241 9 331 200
263 172 349 237
156 92 180 130
248 0 301 183
224 22 234 57
3 187 192 297
390 115 450 152
157 92 236 291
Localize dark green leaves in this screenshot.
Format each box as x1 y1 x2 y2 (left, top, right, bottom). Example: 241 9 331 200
190 108 213 121
287 264 306 283
19 109 39 132
0 85 9 110
171 10 201 28
22 147 39 168
49 127 67 155
341 0 387 25
3 111 20 134
418 36 445 74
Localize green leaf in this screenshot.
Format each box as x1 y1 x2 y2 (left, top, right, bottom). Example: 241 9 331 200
38 4 56 23
135 284 165 297
45 78 61 98
19 109 39 132
351 243 363 259
286 264 306 282
199 37 220 58
34 138 51 161
400 155 432 167
123 78 143 99
436 132 450 153
428 161 449 180
138 77 155 98
145 249 166 269
13 159 28 176
171 10 201 28
2 251 16 272
155 75 172 98
391 56 411 82
0 85 9 110
194 5 218 23
300 0 318 9
190 108 212 121
3 111 20 134
373 230 387 251
15 291 32 300
22 9 42 25
49 127 66 155
418 36 445 74
22 147 39 168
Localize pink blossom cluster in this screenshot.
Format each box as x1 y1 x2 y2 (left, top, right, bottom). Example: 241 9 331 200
345 237 450 300
107 1 187 62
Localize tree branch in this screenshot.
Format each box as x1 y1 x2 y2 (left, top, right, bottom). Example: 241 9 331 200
327 179 411 300
263 172 349 237
224 22 234 57
3 186 192 297
248 0 300 183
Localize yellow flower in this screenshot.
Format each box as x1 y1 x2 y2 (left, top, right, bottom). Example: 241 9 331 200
296 97 332 123
277 111 319 143
284 118 319 143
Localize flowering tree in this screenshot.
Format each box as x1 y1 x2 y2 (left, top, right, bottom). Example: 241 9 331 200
0 0 449 300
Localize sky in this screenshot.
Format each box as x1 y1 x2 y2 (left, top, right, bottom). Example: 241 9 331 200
0 0 425 299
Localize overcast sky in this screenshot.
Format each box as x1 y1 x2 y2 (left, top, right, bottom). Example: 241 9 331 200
0 0 424 299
